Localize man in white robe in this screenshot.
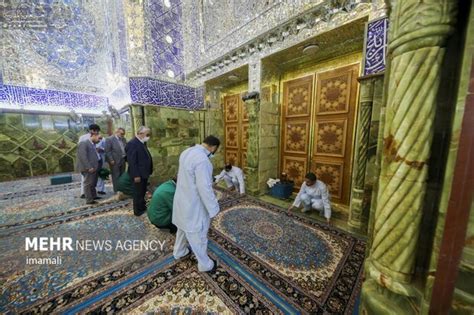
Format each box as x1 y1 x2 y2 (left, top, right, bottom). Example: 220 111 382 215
288 172 332 223
172 136 221 272
214 163 245 195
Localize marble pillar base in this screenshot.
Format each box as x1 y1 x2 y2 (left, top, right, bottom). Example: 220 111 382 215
361 279 418 315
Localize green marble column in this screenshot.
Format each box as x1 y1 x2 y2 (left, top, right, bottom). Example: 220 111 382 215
361 1 458 314
244 96 260 195
348 78 375 232
130 104 144 135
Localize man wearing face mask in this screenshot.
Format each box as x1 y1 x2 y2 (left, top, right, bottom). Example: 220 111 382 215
214 163 245 195
288 172 332 224
76 132 101 205
125 126 153 216
172 135 221 273
105 127 127 193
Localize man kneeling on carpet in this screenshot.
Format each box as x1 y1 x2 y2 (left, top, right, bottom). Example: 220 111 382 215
213 163 245 195
147 176 178 234
288 172 331 224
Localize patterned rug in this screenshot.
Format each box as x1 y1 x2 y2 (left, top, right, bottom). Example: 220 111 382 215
0 181 365 314
211 197 366 314
0 174 82 199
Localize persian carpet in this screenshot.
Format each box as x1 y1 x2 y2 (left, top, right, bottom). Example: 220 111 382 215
1 180 365 314
210 197 366 314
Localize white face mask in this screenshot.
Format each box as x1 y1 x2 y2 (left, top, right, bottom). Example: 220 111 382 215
143 136 150 142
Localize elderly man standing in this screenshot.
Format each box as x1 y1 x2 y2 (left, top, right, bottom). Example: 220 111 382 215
125 126 153 216
76 132 101 205
78 124 101 199
172 136 221 272
105 127 127 193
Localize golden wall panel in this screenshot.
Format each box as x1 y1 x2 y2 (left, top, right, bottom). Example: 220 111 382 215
312 63 359 205
283 121 309 154
224 94 239 123
284 76 313 118
316 72 352 115
314 119 347 157
223 93 246 170
225 124 239 149
282 156 307 188
311 160 344 199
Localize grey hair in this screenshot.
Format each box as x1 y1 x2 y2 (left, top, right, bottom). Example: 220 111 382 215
137 126 150 134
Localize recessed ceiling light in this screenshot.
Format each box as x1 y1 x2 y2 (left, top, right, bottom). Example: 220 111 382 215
167 69 175 78
228 75 239 81
302 44 319 55
165 35 173 44
163 0 171 8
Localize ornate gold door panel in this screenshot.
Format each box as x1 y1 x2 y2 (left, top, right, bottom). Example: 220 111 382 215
224 94 248 169
311 64 359 205
280 76 313 187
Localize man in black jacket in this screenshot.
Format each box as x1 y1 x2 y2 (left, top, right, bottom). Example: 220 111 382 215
125 126 153 216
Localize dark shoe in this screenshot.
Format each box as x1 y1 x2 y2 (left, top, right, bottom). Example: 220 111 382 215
98 191 106 195
93 197 102 200
205 258 218 273
86 201 98 205
134 210 145 216
80 194 85 199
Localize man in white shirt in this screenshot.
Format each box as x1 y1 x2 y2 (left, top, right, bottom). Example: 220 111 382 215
214 163 245 195
78 124 101 199
172 136 221 272
288 172 331 224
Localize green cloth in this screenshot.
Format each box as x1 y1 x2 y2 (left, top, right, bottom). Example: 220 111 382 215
98 168 110 180
117 172 134 196
147 180 176 227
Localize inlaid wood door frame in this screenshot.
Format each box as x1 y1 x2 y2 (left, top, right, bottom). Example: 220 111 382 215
310 63 360 205
223 93 248 170
279 63 360 206
279 75 314 188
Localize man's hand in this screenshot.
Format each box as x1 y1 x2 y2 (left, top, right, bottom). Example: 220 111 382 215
134 177 141 183
110 160 115 166
88 168 95 173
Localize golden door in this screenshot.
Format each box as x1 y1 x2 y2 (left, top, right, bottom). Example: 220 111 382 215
280 75 313 188
223 93 248 170
280 64 359 205
311 64 359 205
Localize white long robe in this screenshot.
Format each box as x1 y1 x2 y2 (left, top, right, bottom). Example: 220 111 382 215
172 145 219 271
214 166 245 194
172 145 219 231
293 180 331 219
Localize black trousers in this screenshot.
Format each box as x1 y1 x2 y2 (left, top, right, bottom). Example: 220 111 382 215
133 178 148 215
154 223 177 234
83 171 98 203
